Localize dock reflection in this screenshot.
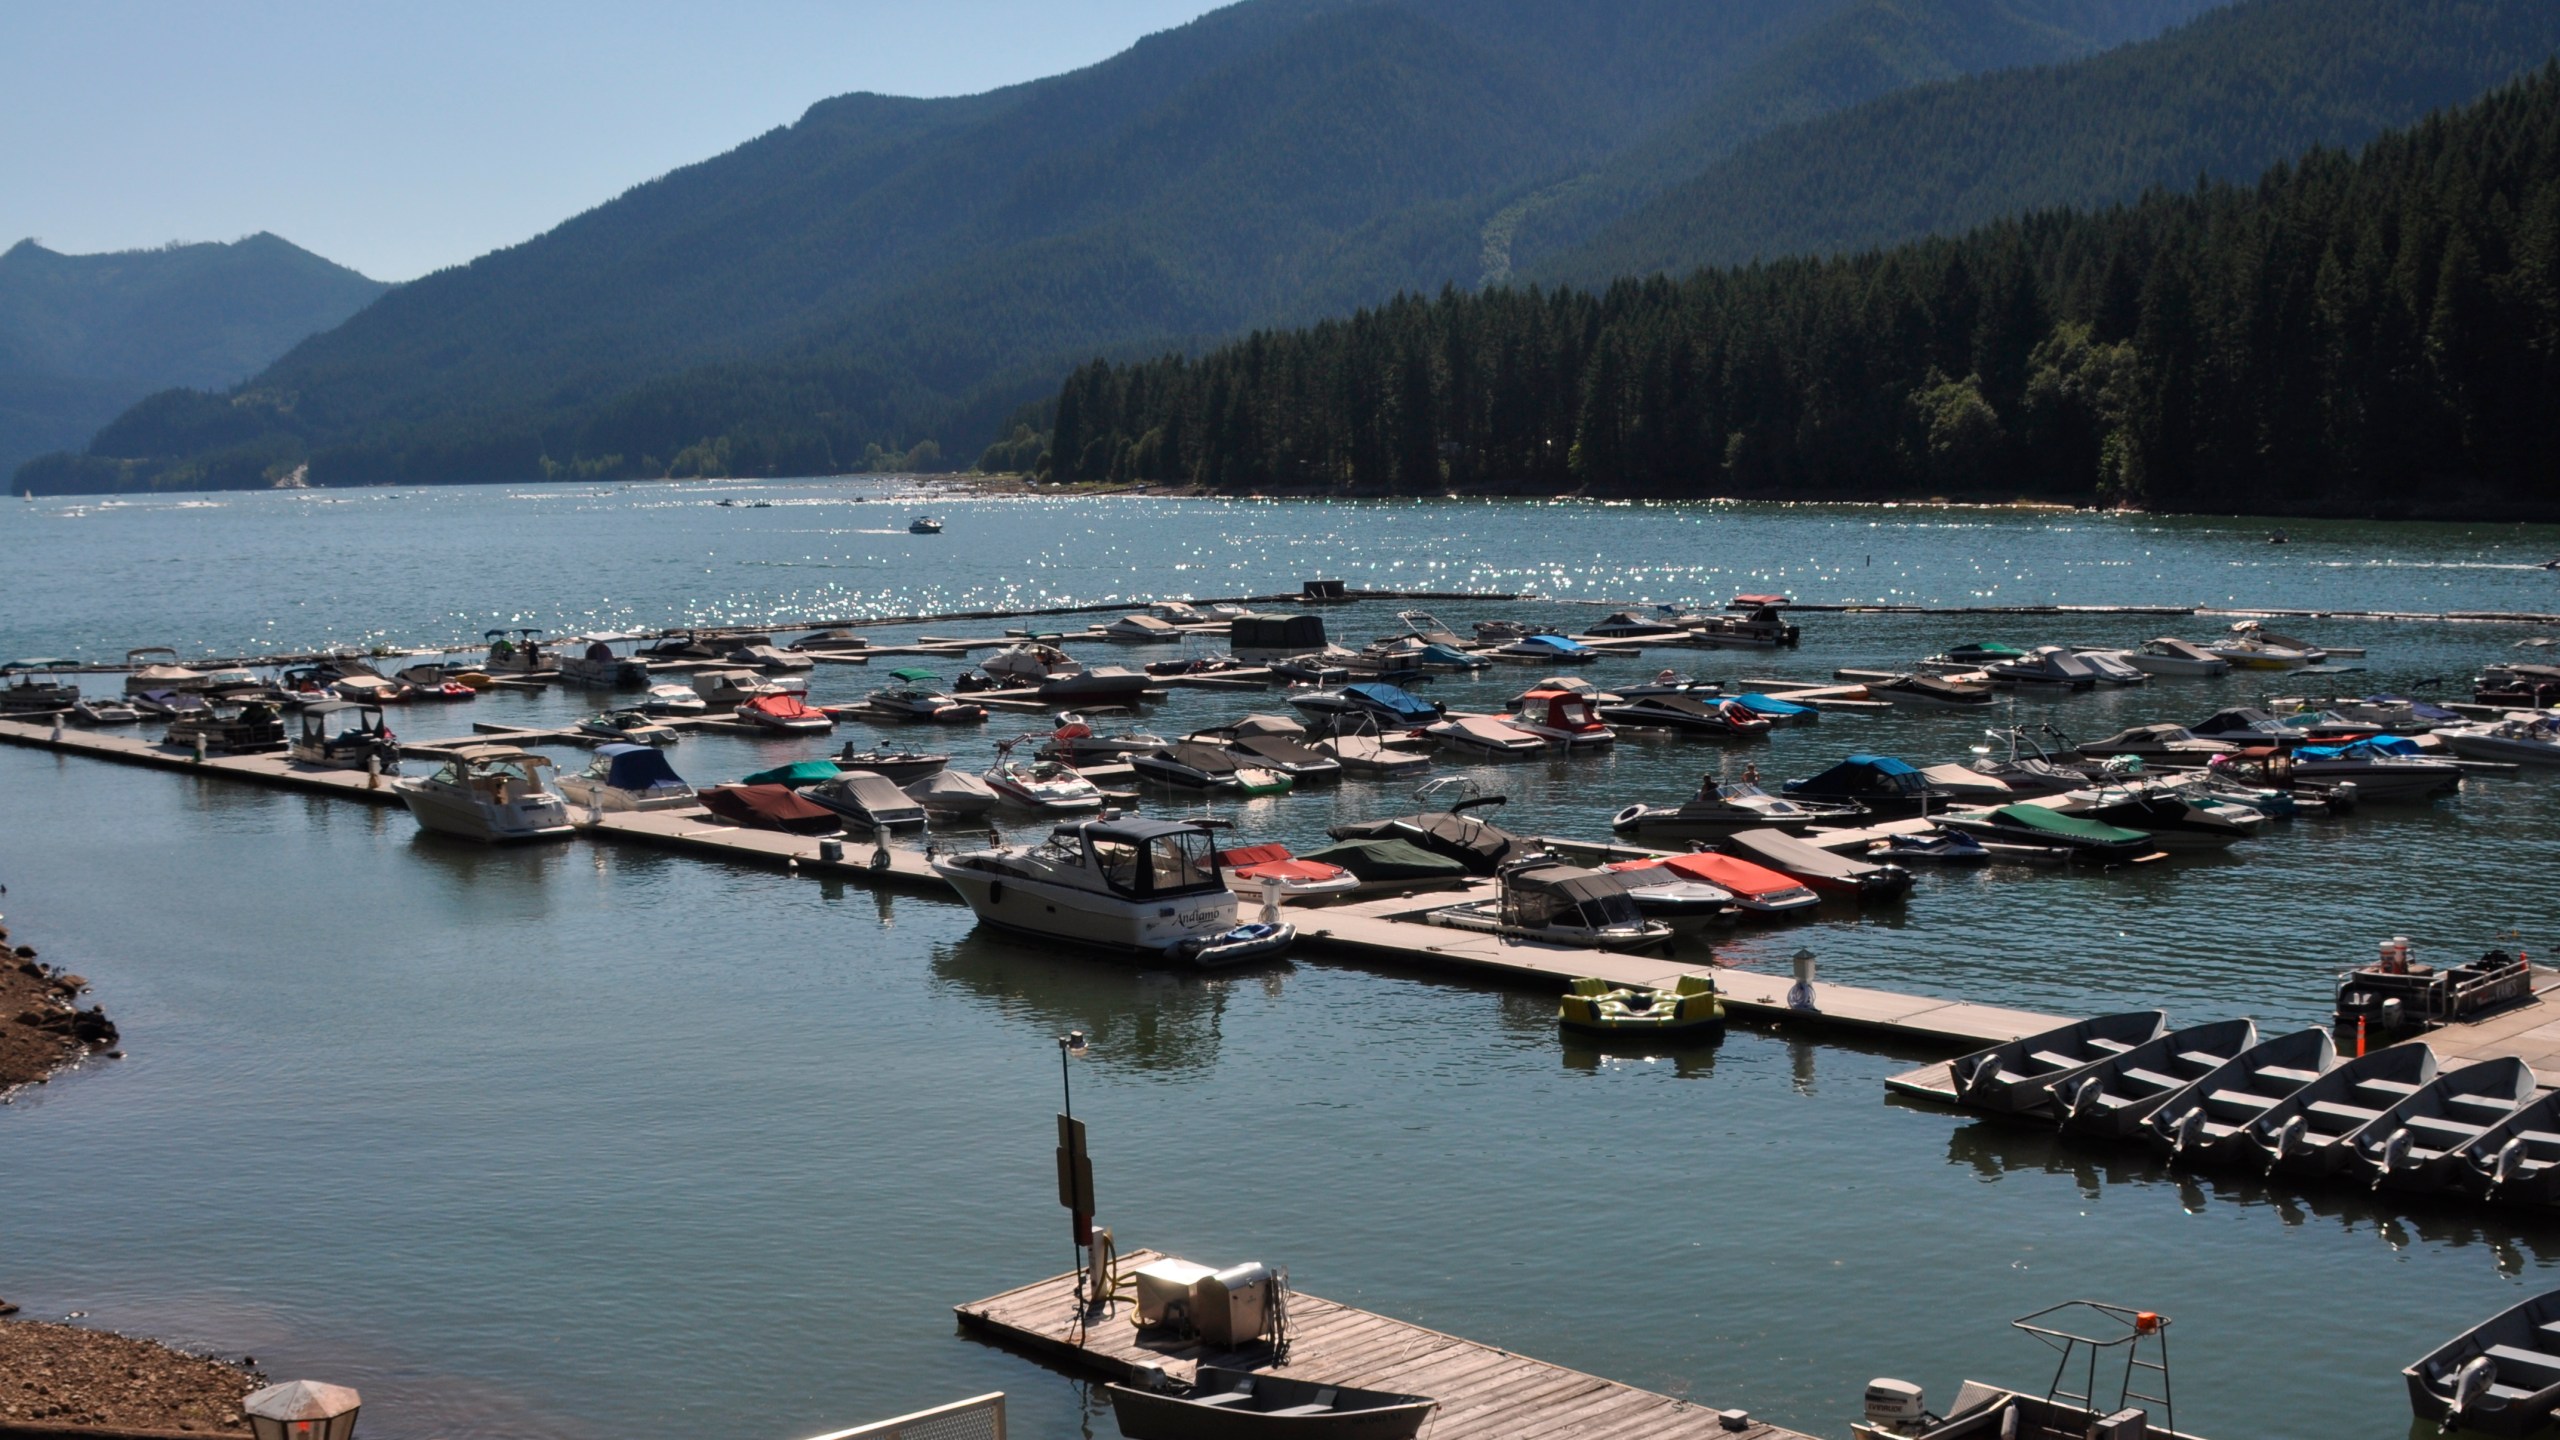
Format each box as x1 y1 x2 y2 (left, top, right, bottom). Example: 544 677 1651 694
928 931 1290 1079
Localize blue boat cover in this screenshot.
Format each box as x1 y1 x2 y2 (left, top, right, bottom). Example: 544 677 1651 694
2297 736 2426 760
1787 753 1929 796
1343 682 1440 723
598 743 689 793
1418 643 1482 667
1522 634 1590 654
1732 693 1813 717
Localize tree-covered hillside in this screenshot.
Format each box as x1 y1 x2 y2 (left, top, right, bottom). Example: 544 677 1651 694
19 0 2222 495
1032 63 2560 520
0 234 385 478
1549 0 2560 285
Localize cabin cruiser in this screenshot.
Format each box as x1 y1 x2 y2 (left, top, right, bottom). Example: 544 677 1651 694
287 701 400 771
1128 740 1293 795
1504 688 1615 748
737 693 834 734
2439 713 2560 764
1286 681 1442 728
1427 713 1549 758
2117 637 2231 676
480 628 554 675
902 768 997 818
1612 782 1863 840
983 754 1106 813
980 642 1152 704
641 683 708 716
866 669 990 723
1215 842 1361 900
556 744 697 812
576 709 680 746
1428 860 1672 951
394 746 576 841
932 817 1296 965
558 638 651 688
804 771 929 830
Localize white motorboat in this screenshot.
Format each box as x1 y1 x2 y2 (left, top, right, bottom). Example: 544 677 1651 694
1504 675 1610 710
1394 610 1466 647
1983 646 2099 688
804 771 929 830
981 642 1152 703
2208 622 2317 670
903 768 999 817
727 642 815 673
983 754 1106 813
693 668 782 710
1504 688 1616 748
1427 861 1673 951
2438 714 2560 764
557 744 697 812
576 709 681 746
479 628 554 675
558 637 652 688
394 746 577 841
1216 842 1361 900
1039 715 1168 763
1314 715 1435 777
69 697 141 725
931 817 1297 965
1611 782 1862 841
2072 650 2149 685
1200 720 1343 784
1427 713 1549 758
641 683 708 716
2119 637 2231 676
1148 601 1205 623
1129 740 1294 795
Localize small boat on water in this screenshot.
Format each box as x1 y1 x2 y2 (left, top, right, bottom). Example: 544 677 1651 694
2477 662 2560 708
2248 1043 2439 1178
1596 694 1769 737
903 768 998 818
393 662 479 701
130 688 210 721
1982 645 2098 689
837 748 947 784
394 746 577 842
124 649 208 695
1586 611 1686 639
866 670 991 724
2051 1018 2257 1141
1198 719 1342 784
2459 1089 2560 1206
1949 1011 2169 1117
1604 863 1736 922
2065 787 2259 849
1286 681 1442 729
1426 713 1549 758
1315 716 1435 778
557 744 697 812
737 693 834 734
1106 1365 1435 1440
2347 1056 2538 1194
2440 714 2560 764
699 783 843 835
69 696 141 725
935 818 1296 966
287 701 401 771
726 642 815 674
1486 633 1601 665
909 516 943 534
1871 672 1996 708
1683 604 1799 648
1609 851 1817 915
1611 782 1864 841
1393 609 1465 648
2143 1027 2339 1165
1721 827 1911 900
2405 1287 2560 1436
577 709 680 746
1504 688 1617 748
805 771 929 830
1103 614 1183 644
1429 861 1673 951
1560 974 1724 1041
557 638 652 689
641 683 707 716
741 759 843 790
2071 724 2238 761
1729 692 1818 725
1297 837 1471 889
693 668 782 710
2286 736 2462 801
1870 829 1989 865
984 755 1106 813
1784 755 1956 818
2207 634 2314 671
2119 637 2232 676
1129 740 1293 795
479 628 554 675
1217 842 1361 900
1327 787 1527 875
981 642 1152 705
1939 804 2153 864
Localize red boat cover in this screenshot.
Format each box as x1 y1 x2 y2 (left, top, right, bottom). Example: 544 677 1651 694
1217 843 1348 883
700 783 839 833
1610 852 1799 900
743 693 822 721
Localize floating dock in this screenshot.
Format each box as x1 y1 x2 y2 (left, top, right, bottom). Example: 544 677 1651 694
957 1249 1810 1440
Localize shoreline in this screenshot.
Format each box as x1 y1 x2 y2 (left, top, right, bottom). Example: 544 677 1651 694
0 1317 257 1434
0 921 119 1093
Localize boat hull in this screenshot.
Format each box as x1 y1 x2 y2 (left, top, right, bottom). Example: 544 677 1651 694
395 782 576 842
932 862 1290 966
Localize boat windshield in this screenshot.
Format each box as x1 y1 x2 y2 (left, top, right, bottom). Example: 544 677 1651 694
1090 829 1221 898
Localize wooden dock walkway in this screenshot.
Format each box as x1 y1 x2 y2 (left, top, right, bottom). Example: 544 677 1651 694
956 1249 1809 1440
0 717 406 806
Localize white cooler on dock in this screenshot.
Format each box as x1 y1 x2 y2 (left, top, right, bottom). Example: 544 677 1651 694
1133 1258 1217 1329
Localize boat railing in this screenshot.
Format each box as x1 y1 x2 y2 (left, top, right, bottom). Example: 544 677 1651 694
799 1392 1005 1440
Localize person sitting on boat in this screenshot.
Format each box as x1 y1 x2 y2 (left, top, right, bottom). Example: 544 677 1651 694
1740 762 1760 785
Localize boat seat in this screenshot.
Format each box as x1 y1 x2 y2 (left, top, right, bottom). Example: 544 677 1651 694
2259 1066 2325 1085
2179 1050 2238 1068
2361 1078 2424 1096
2448 1092 2526 1114
2484 1345 2560 1381
2207 1088 2282 1112
2087 1037 2137 1053
1189 1391 1255 1409
2307 1100 2383 1126
2404 1114 2492 1138
2028 1050 2089 1071
1265 1391 1340 1417
2514 1130 2560 1147
2119 1066 2184 1092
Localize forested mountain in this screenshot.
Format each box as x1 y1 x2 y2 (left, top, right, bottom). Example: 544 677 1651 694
0 234 385 479
1550 0 2560 285
1034 63 2560 519
19 0 2221 495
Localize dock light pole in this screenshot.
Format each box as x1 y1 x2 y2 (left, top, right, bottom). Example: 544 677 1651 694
1055 1029 1104 1315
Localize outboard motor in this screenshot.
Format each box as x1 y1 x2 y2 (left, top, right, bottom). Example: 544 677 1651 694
2169 1107 2204 1157
2378 1127 2414 1187
2492 1137 2528 1197
2268 1114 2307 1167
2446 1353 2505 1432
2063 1074 2104 1120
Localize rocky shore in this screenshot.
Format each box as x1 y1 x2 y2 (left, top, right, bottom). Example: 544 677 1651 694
0 1317 256 1432
0 924 119 1091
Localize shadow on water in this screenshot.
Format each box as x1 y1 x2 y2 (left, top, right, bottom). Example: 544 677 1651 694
927 930 1293 1080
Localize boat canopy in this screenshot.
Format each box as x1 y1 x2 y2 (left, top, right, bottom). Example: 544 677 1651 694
1076 818 1225 899
1518 634 1591 654
1992 805 2147 842
1328 811 1521 873
596 743 688 794
3 657 75 671
1167 741 1240 775
888 667 942 683
1300 837 1468 882
701 784 838 833
1791 754 1932 796
1501 865 1643 932
741 759 843 788
1418 643 1481 667
1343 682 1439 724
1653 851 1800 899
2297 736 2427 760
1731 693 1813 718
1228 713 1304 737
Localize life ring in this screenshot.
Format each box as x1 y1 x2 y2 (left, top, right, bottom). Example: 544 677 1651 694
1612 803 1646 828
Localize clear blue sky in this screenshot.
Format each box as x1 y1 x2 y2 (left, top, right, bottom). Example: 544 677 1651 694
0 1 1226 282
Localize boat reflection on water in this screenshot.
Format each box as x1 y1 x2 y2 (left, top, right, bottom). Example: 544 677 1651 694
1558 1040 1720 1080
928 931 1291 1080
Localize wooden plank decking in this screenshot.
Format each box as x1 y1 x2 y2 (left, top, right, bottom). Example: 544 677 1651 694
956 1249 1808 1440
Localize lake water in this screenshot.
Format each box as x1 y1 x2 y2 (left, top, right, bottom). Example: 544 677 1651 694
4 481 2559 1440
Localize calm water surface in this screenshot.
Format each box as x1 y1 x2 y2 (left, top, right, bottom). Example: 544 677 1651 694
4 485 2560 1439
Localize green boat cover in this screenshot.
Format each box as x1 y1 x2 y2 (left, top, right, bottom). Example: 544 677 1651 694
1992 804 2147 843
887 667 942 683
1300 838 1468 882
741 759 843 789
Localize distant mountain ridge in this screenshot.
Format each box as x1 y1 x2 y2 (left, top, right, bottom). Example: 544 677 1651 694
20 0 2223 494
0 233 386 479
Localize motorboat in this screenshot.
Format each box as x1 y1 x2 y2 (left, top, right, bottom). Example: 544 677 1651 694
1040 717 1168 764
1326 787 1527 875
123 649 208 695
2119 637 2232 676
1611 782 1864 841
1855 1302 2201 1440
1729 692 1818 725
68 697 140 725
791 628 870 654
1870 829 1990 865
1559 974 1725 1041
932 817 1296 966
1924 642 2026 670
1345 637 1430 684
166 702 288 755
1426 713 1549 758
909 516 943 534
2074 650 2149 686
1603 864 1736 922
2286 736 2462 800
0 661 80 714
1147 601 1204 623
1296 837 1472 889
1197 719 1342 784
2051 1018 2258 1142
2460 1090 2560 1206
1486 633 1601 665
1720 827 1911 900
1595 694 1768 737
479 628 554 675
577 710 680 746
1982 646 2098 689
1472 618 1529 643
1215 842 1361 900
736 693 834 734
1963 727 2116 797
642 683 708 717
1503 689 1616 748
1393 610 1465 648
393 663 479 701
980 643 1152 704
2319 693 2462 731
2206 633 2314 670
1314 717 1434 778
694 669 781 710
1611 669 1718 701
1784 755 1957 818
639 630 728 662
1129 740 1293 795
287 701 400 771
1144 654 1249 678
1102 614 1183 644
2246 1043 2439 1178
130 688 210 721
1287 682 1442 728
198 667 267 700
1428 860 1673 951
393 746 577 842
727 642 815 673
835 748 949 784
1586 611 1686 639
1950 1011 2170 1117
1937 804 2153 864
2349 1056 2538 1194
741 760 844 790
331 673 410 706
1869 672 1996 708
983 755 1107 813
1505 675 1608 710
2333 941 2536 1040
2439 713 2560 764
1267 651 1353 686
557 638 651 688
556 744 697 812
2072 724 2238 761
866 670 990 724
1683 604 1799 648
1609 852 1818 915
699 783 842 835
1106 1365 1433 1440
2143 1027 2339 1165
2064 787 2259 849
804 771 929 830
2477 662 2560 708
2405 1288 2560 1436
1412 641 1489 673
903 768 998 818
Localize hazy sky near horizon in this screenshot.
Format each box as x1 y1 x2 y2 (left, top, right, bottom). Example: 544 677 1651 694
0 1 1226 282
